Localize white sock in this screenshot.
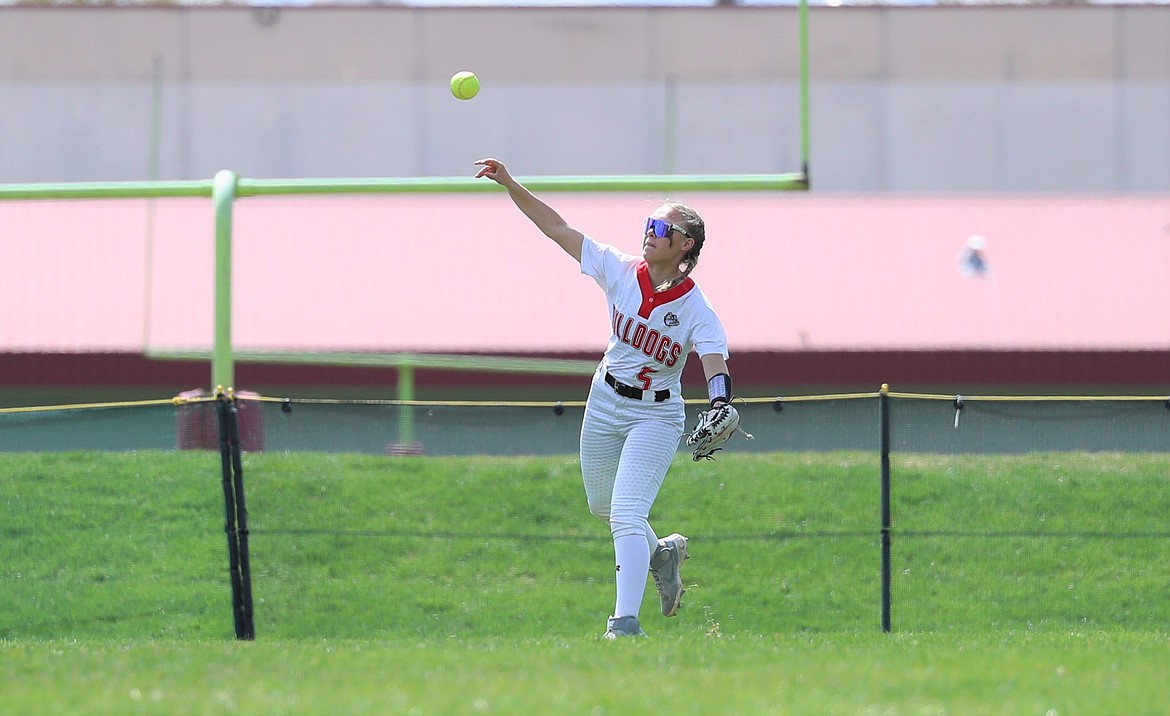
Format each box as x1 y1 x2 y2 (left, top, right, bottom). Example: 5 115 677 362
645 524 660 556
613 533 650 618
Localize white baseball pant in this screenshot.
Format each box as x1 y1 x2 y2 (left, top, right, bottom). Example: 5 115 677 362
579 373 685 619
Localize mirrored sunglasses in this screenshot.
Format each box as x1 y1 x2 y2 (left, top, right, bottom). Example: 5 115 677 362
645 217 691 239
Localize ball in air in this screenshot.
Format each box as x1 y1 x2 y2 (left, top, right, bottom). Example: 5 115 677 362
450 71 480 100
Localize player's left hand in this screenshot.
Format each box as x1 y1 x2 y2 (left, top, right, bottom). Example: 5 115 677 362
686 403 753 461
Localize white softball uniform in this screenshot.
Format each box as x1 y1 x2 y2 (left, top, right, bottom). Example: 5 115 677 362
577 235 728 620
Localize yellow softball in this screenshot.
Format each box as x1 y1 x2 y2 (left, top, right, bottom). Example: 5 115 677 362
450 71 480 100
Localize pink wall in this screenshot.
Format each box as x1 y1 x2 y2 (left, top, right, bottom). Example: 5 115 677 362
3 193 1169 354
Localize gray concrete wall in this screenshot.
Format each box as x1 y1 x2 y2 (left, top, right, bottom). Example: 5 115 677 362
0 5 1167 190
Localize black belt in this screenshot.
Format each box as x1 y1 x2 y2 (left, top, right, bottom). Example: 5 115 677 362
605 372 670 402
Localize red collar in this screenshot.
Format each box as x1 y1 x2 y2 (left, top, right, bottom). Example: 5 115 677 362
635 261 695 319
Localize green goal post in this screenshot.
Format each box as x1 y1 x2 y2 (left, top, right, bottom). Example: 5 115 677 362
0 168 808 397
0 0 811 398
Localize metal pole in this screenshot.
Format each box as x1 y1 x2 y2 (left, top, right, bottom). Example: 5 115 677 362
663 77 677 175
141 54 165 351
212 170 237 391
226 396 256 640
879 383 892 633
216 395 246 639
798 0 811 186
398 364 414 447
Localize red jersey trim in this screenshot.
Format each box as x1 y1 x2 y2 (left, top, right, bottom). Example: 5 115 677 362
635 261 696 319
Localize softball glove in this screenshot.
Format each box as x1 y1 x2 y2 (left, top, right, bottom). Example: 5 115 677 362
686 403 753 461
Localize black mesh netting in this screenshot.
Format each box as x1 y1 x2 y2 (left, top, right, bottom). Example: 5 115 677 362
2 394 1167 638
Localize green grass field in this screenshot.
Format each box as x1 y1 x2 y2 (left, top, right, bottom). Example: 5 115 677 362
3 450 1169 714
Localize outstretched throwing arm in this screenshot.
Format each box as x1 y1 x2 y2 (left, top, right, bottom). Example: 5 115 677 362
474 158 584 262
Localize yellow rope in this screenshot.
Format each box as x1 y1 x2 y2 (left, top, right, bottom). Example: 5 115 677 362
270 397 590 408
0 395 217 415
887 392 1168 403
2 389 1165 416
740 392 882 403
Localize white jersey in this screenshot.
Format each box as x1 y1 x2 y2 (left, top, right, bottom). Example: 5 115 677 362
580 235 728 403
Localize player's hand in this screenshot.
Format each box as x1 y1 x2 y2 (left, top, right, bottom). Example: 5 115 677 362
474 158 514 186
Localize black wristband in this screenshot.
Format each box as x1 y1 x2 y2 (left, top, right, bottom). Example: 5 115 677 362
707 373 732 407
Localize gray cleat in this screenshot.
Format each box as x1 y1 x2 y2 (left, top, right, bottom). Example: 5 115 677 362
603 615 647 639
650 533 689 617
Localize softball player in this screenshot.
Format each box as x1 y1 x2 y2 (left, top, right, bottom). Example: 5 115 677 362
474 158 735 639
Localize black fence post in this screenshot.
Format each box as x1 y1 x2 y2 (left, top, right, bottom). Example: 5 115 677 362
217 391 256 640
226 395 255 640
879 384 892 633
